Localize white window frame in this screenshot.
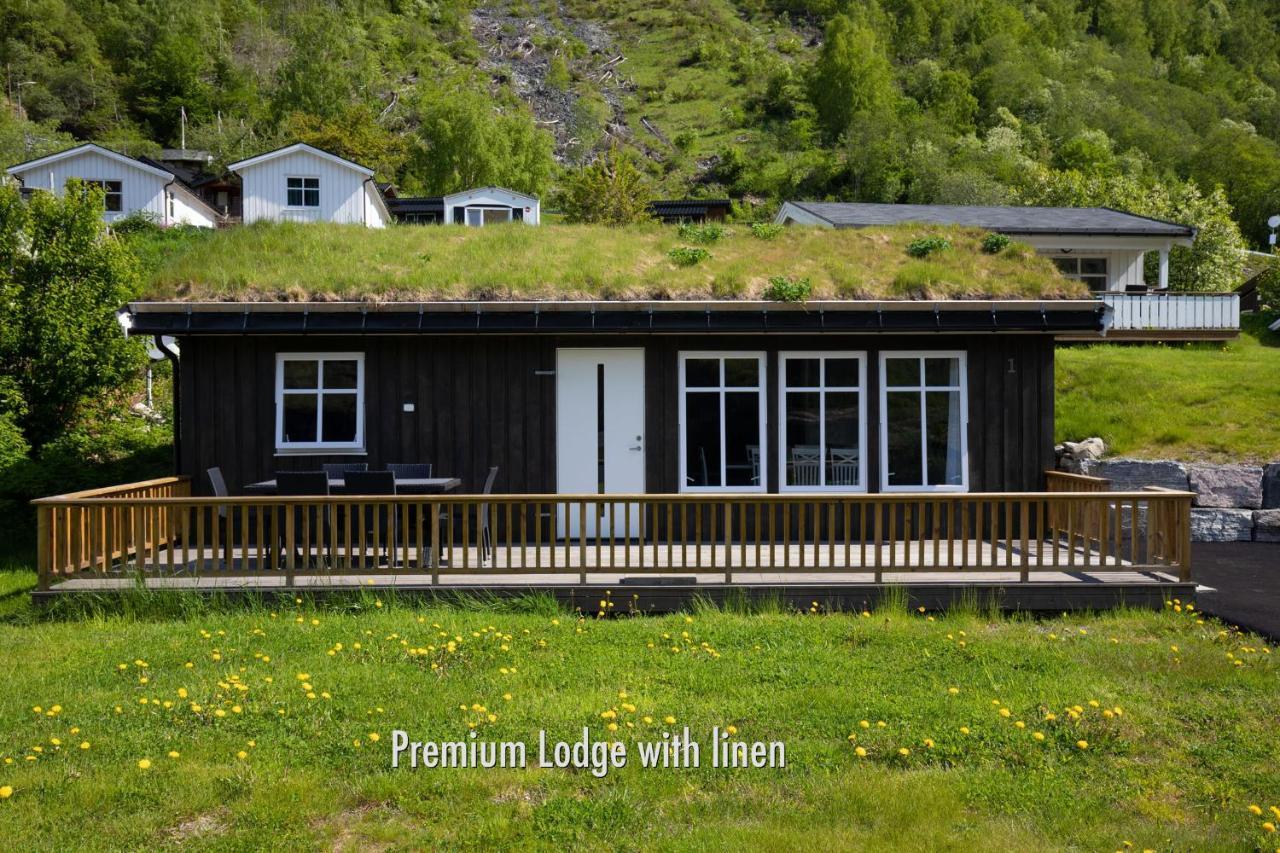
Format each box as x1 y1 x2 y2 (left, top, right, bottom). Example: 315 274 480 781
778 352 868 492
286 175 320 209
81 179 123 212
1049 255 1109 291
878 351 969 493
275 352 365 452
677 351 767 493
464 205 514 227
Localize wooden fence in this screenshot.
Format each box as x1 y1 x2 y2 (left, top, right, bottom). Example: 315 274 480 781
32 480 1193 589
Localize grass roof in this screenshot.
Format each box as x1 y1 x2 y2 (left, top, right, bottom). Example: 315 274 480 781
137 221 1086 302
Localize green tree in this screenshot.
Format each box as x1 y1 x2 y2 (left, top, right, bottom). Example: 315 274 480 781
808 15 896 142
0 182 145 448
285 104 407 178
1189 120 1280 246
411 84 555 195
558 147 654 225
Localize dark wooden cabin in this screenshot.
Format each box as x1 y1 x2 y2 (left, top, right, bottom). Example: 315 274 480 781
125 300 1102 500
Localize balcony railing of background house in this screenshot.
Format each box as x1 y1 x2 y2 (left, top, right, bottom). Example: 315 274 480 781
32 476 1194 590
1100 292 1240 334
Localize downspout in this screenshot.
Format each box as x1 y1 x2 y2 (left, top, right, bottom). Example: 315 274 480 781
163 179 177 227
154 334 183 475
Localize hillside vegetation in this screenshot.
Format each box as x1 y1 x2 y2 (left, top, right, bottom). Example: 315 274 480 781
138 221 1080 302
1 0 1277 260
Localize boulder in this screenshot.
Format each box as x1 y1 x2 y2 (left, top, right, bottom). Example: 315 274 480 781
1263 464 1280 509
1080 459 1189 492
1190 508 1254 542
1187 464 1263 509
1063 437 1106 462
1253 509 1280 543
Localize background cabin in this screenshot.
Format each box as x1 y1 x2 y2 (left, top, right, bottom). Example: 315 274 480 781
229 143 389 227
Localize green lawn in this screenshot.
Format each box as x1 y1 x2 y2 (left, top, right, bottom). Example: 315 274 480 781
0 587 1277 849
1057 313 1280 462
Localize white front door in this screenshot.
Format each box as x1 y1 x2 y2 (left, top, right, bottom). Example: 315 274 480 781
556 348 645 538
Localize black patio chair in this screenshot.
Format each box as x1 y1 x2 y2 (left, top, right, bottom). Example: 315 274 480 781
206 467 271 571
275 471 332 568
479 466 499 563
322 462 368 481
387 463 433 479
342 470 399 568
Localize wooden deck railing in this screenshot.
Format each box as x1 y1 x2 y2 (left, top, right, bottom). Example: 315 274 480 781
32 480 1194 589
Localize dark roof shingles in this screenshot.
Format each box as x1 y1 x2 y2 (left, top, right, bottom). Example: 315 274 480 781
790 202 1194 237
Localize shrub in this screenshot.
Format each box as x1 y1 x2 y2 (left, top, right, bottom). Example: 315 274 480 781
1256 258 1280 310
764 275 813 302
677 222 724 244
668 246 710 266
906 236 952 258
750 222 783 240
981 232 1011 254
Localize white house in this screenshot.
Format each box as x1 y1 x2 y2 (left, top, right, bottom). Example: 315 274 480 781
5 143 219 227
229 143 390 228
443 187 539 226
774 202 1197 291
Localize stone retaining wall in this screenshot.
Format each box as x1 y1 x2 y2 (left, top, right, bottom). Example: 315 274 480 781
1074 458 1280 543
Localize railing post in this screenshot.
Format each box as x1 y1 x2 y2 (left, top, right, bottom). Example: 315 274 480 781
1180 496 1193 582
36 504 51 591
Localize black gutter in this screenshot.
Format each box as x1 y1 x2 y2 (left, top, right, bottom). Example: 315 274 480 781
153 335 182 473
127 305 1105 336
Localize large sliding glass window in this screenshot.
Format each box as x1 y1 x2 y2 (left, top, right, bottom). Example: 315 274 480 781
679 353 766 492
779 353 866 491
880 352 968 491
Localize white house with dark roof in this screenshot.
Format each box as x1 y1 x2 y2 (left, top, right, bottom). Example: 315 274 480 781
443 187 539 226
775 201 1236 339
775 202 1196 292
229 143 389 228
5 143 220 227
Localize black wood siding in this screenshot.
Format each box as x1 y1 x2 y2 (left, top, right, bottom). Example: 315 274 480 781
177 333 1054 496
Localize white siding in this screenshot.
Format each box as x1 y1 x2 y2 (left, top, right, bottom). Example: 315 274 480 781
363 181 388 229
168 186 218 228
237 150 372 225
1038 249 1145 290
9 150 167 223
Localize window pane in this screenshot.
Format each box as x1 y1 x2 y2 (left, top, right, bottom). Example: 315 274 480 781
824 358 860 388
925 357 960 387
304 178 319 190
287 187 303 206
925 390 963 486
785 392 820 486
825 392 860 486
283 361 318 389
724 358 759 387
282 394 318 443
304 187 319 207
1052 257 1077 275
1083 276 1108 292
287 178 302 188
724 392 760 486
322 394 358 443
1080 258 1107 275
885 358 920 387
323 360 358 389
886 391 922 487
685 392 721 487
784 358 820 388
684 358 719 388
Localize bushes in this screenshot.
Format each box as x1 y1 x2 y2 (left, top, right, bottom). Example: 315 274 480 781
764 275 812 301
750 222 783 240
1255 258 1280 310
906 236 952 258
677 223 725 243
668 246 710 266
981 232 1011 253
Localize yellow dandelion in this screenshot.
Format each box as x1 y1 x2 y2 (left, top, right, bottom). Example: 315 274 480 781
854 746 867 758
948 687 959 695
1076 740 1088 750
1032 732 1045 741
79 742 90 750
137 758 152 770
959 726 970 735
726 725 738 736
368 733 381 742
1249 805 1264 816
663 716 676 725
999 708 1011 718
237 751 248 760
167 751 180 759
0 786 12 799
897 747 910 757
859 720 870 729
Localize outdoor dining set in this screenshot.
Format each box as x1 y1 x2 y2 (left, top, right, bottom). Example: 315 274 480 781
204 463 499 570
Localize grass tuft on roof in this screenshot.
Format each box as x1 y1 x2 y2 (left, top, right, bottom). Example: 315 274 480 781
138 221 1086 302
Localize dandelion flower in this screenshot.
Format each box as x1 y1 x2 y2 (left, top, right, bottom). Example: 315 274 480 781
80 742 90 750
1032 732 1045 742
237 751 248 760
0 786 12 799
897 747 910 757
999 708 1011 718
1076 740 1088 750
859 720 870 729
948 687 959 695
726 725 737 736
168 751 180 759
1250 805 1265 816
855 747 867 758
1015 721 1025 729
1264 823 1277 833
663 716 676 725
137 759 152 770
960 727 970 735
923 739 934 748
368 733 381 742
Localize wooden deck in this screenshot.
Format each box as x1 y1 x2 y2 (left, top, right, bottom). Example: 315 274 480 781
31 474 1196 611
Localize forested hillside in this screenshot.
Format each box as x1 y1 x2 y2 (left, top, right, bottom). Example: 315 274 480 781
3 0 1280 249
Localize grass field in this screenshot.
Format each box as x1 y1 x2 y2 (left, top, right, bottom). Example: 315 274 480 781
0 587 1277 850
136 221 1077 303
1056 312 1280 462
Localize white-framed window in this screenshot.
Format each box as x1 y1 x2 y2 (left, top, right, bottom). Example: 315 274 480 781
879 352 968 492
779 352 867 491
275 353 364 451
464 206 514 227
286 176 320 208
80 179 123 212
1050 256 1108 291
678 352 766 492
